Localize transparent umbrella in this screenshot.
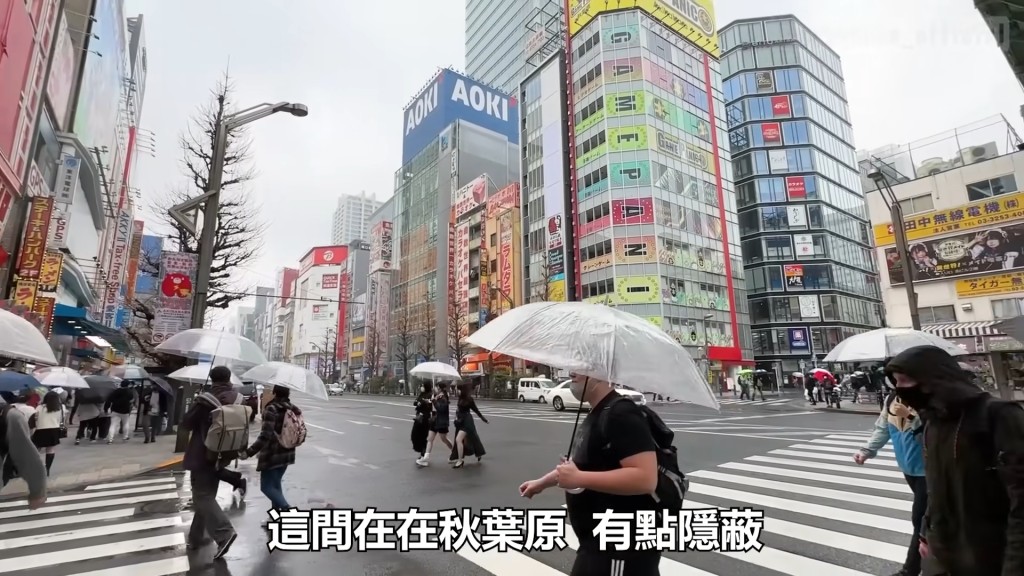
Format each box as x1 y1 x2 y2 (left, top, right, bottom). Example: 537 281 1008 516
822 328 967 363
242 362 328 401
155 328 268 366
106 364 150 380
409 362 462 381
33 367 89 389
169 363 243 386
0 308 58 365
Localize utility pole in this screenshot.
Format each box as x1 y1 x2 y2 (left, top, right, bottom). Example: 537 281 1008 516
869 169 921 330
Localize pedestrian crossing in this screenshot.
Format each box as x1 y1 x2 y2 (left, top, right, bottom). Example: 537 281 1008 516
715 398 792 406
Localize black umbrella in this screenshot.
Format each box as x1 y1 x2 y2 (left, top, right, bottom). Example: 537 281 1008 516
146 376 173 396
84 375 120 401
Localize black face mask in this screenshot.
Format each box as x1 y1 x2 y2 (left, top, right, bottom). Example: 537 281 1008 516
896 386 930 410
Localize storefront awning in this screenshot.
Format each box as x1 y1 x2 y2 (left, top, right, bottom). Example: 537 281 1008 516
921 321 1002 339
52 304 130 352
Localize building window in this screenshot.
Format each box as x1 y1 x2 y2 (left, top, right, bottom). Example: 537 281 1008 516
898 194 934 215
966 174 1018 202
992 297 1024 320
919 305 957 324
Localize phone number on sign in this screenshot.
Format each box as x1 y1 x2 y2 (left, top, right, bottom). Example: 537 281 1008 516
265 507 765 553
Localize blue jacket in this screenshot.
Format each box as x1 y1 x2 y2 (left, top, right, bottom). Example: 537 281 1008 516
860 394 925 477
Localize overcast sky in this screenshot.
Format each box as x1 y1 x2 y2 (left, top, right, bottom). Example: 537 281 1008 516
123 0 1023 324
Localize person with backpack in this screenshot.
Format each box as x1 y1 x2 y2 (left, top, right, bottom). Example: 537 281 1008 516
886 345 1024 575
182 366 250 560
0 399 47 509
853 389 926 576
520 374 685 576
243 385 304 523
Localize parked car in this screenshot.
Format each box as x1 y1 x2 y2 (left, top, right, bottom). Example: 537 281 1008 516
615 385 647 405
518 377 555 403
327 384 344 396
545 381 591 411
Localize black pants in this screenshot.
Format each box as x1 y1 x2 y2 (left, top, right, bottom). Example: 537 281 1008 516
905 474 927 574
570 549 660 576
76 418 99 440
217 465 245 491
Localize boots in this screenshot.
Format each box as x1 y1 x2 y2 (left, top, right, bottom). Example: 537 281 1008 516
44 454 54 476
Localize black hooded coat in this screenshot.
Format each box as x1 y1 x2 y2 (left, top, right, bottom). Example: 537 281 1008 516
886 345 1024 576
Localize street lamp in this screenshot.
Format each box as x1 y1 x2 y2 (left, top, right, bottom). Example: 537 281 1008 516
174 102 309 329
868 168 921 330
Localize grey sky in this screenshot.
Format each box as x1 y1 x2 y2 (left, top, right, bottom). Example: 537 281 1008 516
123 0 1022 320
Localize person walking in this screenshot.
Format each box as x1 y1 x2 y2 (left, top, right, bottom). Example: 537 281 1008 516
853 390 926 576
244 385 302 526
32 392 66 476
411 381 432 463
886 345 1024 575
181 366 241 559
449 383 488 468
416 383 453 467
104 382 135 444
0 398 46 509
140 383 167 444
70 390 102 444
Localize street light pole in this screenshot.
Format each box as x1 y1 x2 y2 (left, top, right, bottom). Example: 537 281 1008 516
869 169 921 331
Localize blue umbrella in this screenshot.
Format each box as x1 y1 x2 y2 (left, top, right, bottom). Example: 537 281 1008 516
0 371 40 393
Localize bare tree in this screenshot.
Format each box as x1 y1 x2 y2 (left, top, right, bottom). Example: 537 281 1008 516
150 73 267 310
530 251 553 302
417 303 436 361
447 296 469 371
363 325 383 379
121 249 168 363
394 303 415 382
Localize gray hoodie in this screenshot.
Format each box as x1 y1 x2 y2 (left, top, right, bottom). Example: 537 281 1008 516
3 405 46 499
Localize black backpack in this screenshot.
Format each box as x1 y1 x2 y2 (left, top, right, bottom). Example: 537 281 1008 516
598 396 688 510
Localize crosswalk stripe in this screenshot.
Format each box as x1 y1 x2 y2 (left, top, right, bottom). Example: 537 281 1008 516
0 532 185 572
64 557 191 576
745 456 905 478
767 450 899 467
809 439 892 450
688 470 912 511
0 484 177 509
0 515 185 549
0 509 136 534
0 492 180 520
785 444 895 458
718 462 912 493
826 434 879 442
686 483 912 533
84 478 177 491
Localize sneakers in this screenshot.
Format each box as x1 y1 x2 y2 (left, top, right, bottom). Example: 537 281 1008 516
186 537 212 550
237 478 247 499
415 453 430 467
213 533 237 560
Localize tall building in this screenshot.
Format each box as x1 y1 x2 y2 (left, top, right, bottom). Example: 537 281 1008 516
270 267 298 361
566 2 751 384
336 238 370 379
252 286 275 356
229 306 255 341
393 68 519 364
465 0 563 93
331 191 381 245
720 16 883 379
288 246 348 375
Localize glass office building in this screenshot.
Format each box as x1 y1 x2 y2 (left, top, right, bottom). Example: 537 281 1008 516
569 8 753 383
466 0 562 93
720 16 883 379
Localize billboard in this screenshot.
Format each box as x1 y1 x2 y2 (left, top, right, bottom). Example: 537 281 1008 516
611 161 651 187
452 175 488 220
135 235 163 296
608 126 648 152
124 220 144 304
885 222 1024 285
611 198 655 225
300 245 347 275
585 275 661 305
487 183 520 217
454 222 471 312
47 16 76 130
542 108 567 299
37 252 63 293
74 0 128 177
102 208 133 326
370 221 393 272
321 273 339 290
643 60 709 112
337 269 352 358
372 271 393 355
402 68 520 165
152 251 198 343
16 197 54 279
956 271 1024 298
0 0 37 171
567 0 719 56
873 192 1024 247
498 212 514 312
649 96 711 142
614 236 658 264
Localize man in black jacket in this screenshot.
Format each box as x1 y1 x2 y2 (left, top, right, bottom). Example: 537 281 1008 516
103 382 135 444
886 345 1024 575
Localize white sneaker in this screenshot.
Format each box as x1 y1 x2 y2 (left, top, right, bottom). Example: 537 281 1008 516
415 455 429 467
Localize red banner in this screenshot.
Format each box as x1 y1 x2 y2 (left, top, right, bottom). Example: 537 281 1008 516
448 219 457 315
17 197 53 279
761 122 781 144
786 176 807 200
337 270 351 359
499 213 513 311
770 95 791 117
611 198 654 225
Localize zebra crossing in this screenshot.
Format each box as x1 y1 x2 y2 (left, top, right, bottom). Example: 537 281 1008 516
715 398 793 406
453 429 911 576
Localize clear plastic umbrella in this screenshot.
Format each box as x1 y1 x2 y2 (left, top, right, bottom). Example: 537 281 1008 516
466 301 718 410
409 361 462 381
33 366 89 389
169 363 243 386
242 362 328 401
822 328 967 363
0 308 58 365
155 328 268 366
106 364 150 380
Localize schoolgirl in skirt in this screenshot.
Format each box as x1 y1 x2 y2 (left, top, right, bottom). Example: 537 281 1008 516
33 391 66 476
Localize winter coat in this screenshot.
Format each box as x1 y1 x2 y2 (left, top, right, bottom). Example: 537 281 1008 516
104 387 134 414
246 399 299 471
181 384 241 472
860 393 925 476
887 345 1024 576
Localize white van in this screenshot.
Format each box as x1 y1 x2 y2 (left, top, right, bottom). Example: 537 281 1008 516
517 377 555 403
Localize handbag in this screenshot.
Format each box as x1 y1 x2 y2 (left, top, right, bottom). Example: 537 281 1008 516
58 408 68 439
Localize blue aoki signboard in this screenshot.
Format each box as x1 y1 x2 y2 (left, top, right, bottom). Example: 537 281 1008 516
401 69 520 165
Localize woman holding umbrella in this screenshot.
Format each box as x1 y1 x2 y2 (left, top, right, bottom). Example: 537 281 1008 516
449 383 489 468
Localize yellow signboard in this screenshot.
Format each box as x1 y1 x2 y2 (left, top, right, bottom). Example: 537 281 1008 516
581 254 613 273
955 271 1024 298
584 275 661 305
873 192 1024 246
567 0 719 57
548 280 566 302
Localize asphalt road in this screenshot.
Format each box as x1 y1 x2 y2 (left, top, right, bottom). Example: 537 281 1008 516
0 394 917 576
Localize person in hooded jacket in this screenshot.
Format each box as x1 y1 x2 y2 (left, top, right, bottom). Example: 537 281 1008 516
411 381 432 463
886 345 1024 576
854 390 926 576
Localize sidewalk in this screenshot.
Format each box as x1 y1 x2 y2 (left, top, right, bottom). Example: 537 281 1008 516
0 433 182 497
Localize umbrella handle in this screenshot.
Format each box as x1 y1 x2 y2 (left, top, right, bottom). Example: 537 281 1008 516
565 379 590 459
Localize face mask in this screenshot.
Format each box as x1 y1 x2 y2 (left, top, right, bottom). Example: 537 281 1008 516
896 386 929 410
569 379 588 401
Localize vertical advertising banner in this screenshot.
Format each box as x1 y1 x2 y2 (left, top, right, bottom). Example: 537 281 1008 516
370 221 394 273
337 269 352 359
33 297 56 337
375 272 392 354
454 223 471 318
447 221 457 316
47 205 69 250
103 208 133 326
54 156 81 204
124 220 144 303
541 114 567 301
37 252 63 293
17 197 54 279
499 212 514 311
152 251 198 343
479 242 490 325
13 280 38 309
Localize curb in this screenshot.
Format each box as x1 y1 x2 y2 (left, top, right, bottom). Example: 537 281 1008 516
151 454 184 472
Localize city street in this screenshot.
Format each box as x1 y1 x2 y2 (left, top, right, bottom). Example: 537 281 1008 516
0 395 910 576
